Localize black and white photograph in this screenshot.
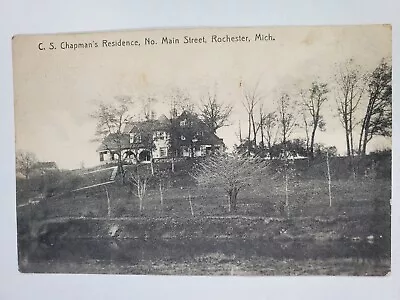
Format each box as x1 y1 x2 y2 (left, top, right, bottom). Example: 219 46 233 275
13 25 392 276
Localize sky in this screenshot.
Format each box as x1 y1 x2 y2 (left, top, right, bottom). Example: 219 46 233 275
13 25 392 170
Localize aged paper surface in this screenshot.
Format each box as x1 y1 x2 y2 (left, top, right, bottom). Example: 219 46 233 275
13 25 391 275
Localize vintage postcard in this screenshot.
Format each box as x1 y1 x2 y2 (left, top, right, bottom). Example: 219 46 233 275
13 25 392 275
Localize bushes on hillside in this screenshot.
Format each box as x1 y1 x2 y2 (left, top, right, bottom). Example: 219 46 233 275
267 154 391 180
41 170 85 197
17 170 85 200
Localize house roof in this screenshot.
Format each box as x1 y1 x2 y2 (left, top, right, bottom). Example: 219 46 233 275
123 114 171 134
97 133 130 152
175 111 225 146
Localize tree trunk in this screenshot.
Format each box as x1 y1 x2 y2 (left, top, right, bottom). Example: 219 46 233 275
247 113 252 153
188 193 194 216
260 111 264 149
326 152 332 207
150 158 154 175
310 123 318 159
228 187 239 212
358 116 366 156
268 140 273 160
343 101 351 157
362 126 369 156
159 180 164 210
117 153 125 184
284 164 289 207
138 181 143 212
361 113 372 156
303 115 310 158
345 122 351 157
105 186 111 218
251 113 257 147
238 121 242 143
349 126 355 157
171 157 175 173
283 146 290 217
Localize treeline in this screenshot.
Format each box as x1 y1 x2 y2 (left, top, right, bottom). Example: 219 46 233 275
235 58 392 159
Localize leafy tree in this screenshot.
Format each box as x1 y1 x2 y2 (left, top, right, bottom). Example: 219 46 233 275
358 59 392 155
191 153 271 213
16 151 38 179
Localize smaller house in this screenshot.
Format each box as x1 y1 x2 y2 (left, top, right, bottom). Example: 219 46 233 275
174 111 225 158
34 161 58 170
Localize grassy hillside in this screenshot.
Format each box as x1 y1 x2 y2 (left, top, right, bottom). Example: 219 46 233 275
16 155 391 275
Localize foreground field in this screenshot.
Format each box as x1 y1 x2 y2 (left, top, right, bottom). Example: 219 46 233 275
16 167 391 275
18 178 391 220
21 258 389 276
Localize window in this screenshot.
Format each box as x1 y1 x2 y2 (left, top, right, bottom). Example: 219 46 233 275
159 147 167 158
100 152 104 162
154 131 165 140
180 120 187 126
110 153 115 161
129 133 134 144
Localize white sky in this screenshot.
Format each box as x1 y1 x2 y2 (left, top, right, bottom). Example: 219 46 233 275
13 25 391 169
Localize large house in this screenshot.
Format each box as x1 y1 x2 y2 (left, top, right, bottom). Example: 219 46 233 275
97 112 225 164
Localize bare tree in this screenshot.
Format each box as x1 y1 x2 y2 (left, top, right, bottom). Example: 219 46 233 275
257 106 265 149
200 91 233 133
276 93 298 214
334 59 366 157
191 154 271 213
140 95 158 121
260 111 279 159
16 151 38 179
129 173 148 213
301 81 329 158
358 59 392 156
168 88 194 118
90 96 134 181
301 109 311 156
241 82 262 153
237 120 243 144
277 93 298 147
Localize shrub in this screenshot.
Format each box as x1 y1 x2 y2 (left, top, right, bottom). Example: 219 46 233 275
40 170 85 197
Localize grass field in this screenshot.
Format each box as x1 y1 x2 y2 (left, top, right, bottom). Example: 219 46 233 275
16 157 391 275
17 177 390 220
